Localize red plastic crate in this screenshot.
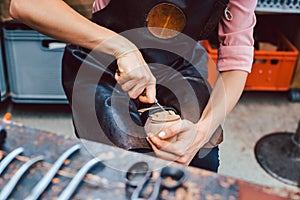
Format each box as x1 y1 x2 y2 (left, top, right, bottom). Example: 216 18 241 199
202 33 299 91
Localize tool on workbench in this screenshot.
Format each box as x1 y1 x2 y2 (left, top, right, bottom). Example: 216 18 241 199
57 157 105 200
148 166 187 200
25 144 81 200
0 147 24 175
0 156 44 200
125 162 187 199
125 161 152 199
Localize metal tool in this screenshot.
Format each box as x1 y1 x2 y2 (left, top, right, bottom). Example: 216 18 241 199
57 157 103 200
139 87 166 113
0 155 44 200
154 98 176 116
154 98 167 113
126 162 187 199
148 166 187 200
255 120 300 187
25 144 81 200
0 147 24 175
125 161 152 200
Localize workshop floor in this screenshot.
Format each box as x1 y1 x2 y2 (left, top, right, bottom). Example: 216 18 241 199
0 91 300 192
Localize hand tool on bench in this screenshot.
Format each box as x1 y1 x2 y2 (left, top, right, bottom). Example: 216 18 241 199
0 147 24 175
25 144 81 200
57 157 105 200
126 162 187 199
0 155 44 200
125 161 152 200
148 166 187 200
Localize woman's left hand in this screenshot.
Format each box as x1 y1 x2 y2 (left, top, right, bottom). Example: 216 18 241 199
147 119 211 165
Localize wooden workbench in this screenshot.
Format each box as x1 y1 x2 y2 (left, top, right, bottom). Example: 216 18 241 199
0 120 299 199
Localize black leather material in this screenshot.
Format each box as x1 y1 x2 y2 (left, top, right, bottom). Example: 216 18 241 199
62 0 228 151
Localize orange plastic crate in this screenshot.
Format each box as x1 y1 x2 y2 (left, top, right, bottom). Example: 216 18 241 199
202 33 299 91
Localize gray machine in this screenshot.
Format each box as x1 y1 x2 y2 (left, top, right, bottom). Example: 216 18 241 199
0 24 7 102
3 21 68 104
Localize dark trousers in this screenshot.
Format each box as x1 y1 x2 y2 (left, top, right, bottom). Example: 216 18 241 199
190 146 220 172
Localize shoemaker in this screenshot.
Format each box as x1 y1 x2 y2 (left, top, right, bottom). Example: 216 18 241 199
9 0 257 172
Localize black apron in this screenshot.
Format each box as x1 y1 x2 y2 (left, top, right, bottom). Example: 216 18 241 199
62 0 229 152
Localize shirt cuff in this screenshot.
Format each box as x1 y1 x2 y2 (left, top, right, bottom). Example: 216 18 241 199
217 45 254 73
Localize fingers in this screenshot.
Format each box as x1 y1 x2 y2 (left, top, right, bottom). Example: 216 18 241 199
147 137 181 161
149 136 183 156
128 82 147 99
149 121 185 155
148 120 201 165
115 78 136 92
139 83 156 103
152 146 181 163
148 136 192 165
116 73 154 100
114 69 144 85
157 120 185 140
115 51 156 102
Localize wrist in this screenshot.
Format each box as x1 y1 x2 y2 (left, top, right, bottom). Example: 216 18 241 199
196 117 216 142
96 33 138 58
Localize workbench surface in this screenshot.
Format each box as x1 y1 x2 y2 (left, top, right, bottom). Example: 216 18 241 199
0 120 299 200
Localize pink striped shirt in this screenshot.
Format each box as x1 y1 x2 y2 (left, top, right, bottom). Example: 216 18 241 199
92 0 256 73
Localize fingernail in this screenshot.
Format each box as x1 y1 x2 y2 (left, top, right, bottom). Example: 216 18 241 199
158 131 166 138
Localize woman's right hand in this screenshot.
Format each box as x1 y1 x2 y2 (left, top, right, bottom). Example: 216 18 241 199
114 49 156 104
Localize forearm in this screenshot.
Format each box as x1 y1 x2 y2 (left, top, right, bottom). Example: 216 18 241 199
9 0 135 56
198 70 248 138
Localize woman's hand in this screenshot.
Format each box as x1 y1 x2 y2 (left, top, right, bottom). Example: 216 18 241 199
147 119 212 165
114 50 156 103
148 70 249 165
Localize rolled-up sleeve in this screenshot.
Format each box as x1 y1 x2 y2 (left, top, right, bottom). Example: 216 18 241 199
217 0 257 73
92 0 110 13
